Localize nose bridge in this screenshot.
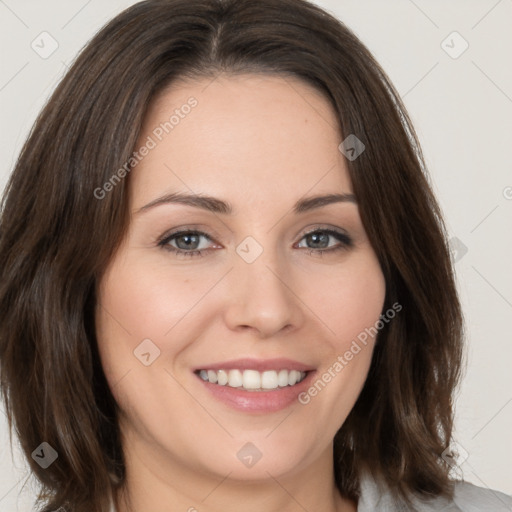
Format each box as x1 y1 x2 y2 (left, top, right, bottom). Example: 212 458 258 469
223 234 302 337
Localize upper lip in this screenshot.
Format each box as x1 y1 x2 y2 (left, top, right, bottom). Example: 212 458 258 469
194 358 315 373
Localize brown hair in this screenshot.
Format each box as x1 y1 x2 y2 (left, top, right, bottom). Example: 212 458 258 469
0 0 464 510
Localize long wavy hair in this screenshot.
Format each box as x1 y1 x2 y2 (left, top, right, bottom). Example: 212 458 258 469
0 0 464 510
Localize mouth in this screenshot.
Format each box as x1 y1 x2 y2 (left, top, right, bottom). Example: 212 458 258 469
194 368 309 391
192 358 316 413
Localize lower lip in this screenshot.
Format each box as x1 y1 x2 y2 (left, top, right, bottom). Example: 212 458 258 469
195 371 316 413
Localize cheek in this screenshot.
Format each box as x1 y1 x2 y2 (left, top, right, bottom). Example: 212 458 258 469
94 250 227 388
294 261 385 437
96 252 216 340
307 253 386 349
94 255 199 423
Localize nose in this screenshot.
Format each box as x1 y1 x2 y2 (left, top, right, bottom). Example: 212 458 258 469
222 247 304 338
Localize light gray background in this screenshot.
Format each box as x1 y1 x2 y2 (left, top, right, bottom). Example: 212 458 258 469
1 0 511 510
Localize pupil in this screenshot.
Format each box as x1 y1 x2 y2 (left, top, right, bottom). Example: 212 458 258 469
309 232 328 248
177 234 199 250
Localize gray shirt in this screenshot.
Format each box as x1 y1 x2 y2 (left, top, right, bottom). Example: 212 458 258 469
357 470 512 511
108 472 512 511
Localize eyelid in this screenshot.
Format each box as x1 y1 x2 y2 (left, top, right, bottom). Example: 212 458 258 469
297 223 350 237
294 223 352 245
295 226 352 249
157 225 223 246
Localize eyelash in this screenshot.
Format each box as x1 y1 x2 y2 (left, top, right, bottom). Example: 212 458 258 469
157 227 353 258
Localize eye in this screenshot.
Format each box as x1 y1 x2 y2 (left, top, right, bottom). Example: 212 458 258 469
296 228 352 255
157 227 353 258
158 230 216 258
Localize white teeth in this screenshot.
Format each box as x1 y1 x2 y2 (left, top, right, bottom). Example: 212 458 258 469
198 368 307 390
261 370 278 389
288 370 300 386
277 369 289 387
217 369 228 386
242 369 261 389
227 369 243 388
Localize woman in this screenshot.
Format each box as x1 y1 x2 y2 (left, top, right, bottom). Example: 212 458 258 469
0 0 510 511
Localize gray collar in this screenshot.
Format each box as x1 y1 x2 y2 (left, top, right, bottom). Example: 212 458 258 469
357 470 464 512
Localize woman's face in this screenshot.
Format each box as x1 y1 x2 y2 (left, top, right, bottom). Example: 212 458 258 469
96 73 385 486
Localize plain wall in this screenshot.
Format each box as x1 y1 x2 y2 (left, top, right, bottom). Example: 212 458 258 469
0 0 511 509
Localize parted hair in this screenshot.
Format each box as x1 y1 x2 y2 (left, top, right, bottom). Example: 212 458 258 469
0 0 464 510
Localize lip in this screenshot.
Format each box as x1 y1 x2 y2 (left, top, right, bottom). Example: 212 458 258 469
193 357 316 373
193 359 317 413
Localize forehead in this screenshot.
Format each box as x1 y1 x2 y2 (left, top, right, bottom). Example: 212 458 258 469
129 73 352 209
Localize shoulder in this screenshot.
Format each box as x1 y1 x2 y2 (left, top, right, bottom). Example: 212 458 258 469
451 479 512 511
357 470 512 511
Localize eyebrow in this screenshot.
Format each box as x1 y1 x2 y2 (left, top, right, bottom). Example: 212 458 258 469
135 191 357 215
